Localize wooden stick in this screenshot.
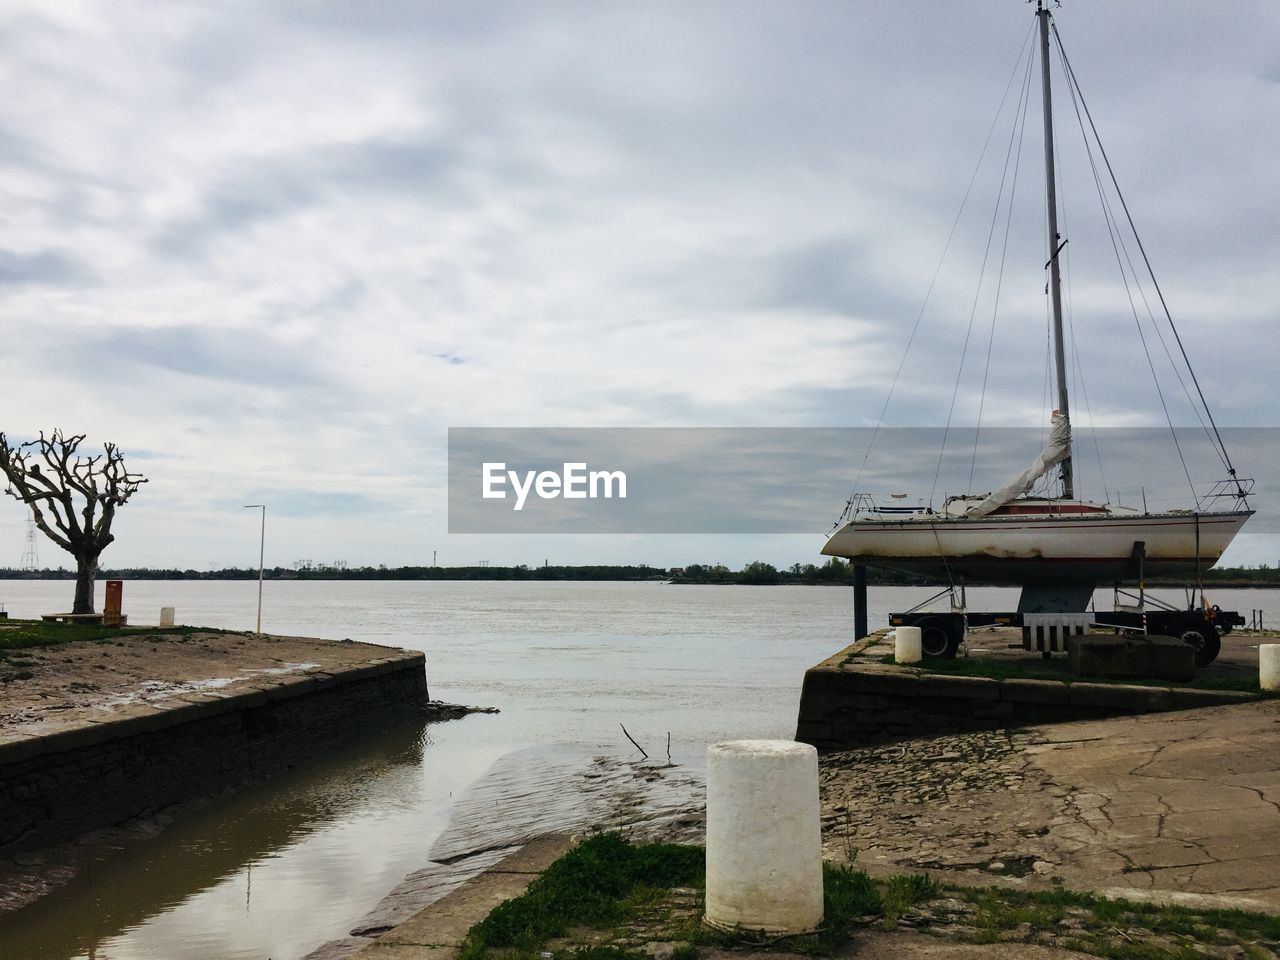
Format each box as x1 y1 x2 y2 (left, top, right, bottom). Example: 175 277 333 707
620 723 648 759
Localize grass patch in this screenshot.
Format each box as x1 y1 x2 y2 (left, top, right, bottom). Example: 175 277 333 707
461 836 939 960
0 619 236 653
689 862 914 955
879 872 939 929
953 883 1280 958
461 835 1280 960
459 833 703 960
819 863 914 946
876 652 1267 694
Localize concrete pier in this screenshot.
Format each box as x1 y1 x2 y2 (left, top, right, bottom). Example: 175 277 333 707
0 630 428 910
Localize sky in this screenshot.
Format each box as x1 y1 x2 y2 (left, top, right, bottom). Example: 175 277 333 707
0 0 1277 572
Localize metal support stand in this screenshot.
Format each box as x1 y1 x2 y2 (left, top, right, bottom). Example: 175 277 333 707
854 564 868 640
1131 540 1147 635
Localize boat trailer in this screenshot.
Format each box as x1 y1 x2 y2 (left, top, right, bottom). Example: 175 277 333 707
888 589 1244 667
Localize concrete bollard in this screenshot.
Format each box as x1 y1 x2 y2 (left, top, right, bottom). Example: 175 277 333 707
895 625 922 664
705 740 823 934
1262 645 1280 692
159 607 175 627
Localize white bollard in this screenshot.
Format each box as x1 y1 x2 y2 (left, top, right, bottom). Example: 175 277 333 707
895 625 922 664
1261 644 1280 692
705 740 823 934
159 607 175 627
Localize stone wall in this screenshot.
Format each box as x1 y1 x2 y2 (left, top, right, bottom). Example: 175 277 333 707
795 661 1257 751
0 654 427 856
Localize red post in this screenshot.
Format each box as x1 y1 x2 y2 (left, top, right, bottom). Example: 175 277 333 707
104 579 123 627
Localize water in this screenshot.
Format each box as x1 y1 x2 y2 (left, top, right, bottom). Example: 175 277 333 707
0 579 1274 959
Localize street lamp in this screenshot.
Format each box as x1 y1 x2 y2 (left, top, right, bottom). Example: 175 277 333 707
243 504 265 634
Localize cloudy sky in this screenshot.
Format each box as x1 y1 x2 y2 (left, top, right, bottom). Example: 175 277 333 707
0 1 1276 572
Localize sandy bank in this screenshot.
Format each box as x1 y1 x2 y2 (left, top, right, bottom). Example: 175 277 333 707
0 629 415 740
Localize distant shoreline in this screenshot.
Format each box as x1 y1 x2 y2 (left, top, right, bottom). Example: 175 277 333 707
1 562 1277 590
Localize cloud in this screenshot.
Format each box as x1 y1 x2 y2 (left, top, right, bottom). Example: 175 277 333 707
0 248 92 287
150 136 459 260
764 237 908 319
85 326 326 387
0 1 1275 569
223 490 387 518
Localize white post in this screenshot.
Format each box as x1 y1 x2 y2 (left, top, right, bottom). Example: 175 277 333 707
243 504 266 634
1261 644 1280 692
895 625 923 664
159 607 175 627
705 740 823 934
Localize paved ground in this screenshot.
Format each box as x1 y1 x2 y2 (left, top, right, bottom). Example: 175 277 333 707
820 697 1280 913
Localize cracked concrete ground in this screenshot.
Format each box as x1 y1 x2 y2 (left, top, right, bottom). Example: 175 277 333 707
820 698 1280 913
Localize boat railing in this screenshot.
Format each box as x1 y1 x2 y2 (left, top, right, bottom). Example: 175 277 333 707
837 492 936 522
1202 477 1254 511
1106 478 1255 514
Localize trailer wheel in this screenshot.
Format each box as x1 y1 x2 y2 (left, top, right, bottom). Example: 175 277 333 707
917 616 959 659
1177 617 1221 668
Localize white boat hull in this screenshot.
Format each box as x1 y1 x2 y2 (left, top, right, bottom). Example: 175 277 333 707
821 510 1252 584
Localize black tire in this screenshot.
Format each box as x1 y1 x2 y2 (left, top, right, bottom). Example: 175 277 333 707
1177 617 1222 668
917 616 960 659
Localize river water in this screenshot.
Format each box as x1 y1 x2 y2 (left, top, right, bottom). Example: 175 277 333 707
0 580 1274 959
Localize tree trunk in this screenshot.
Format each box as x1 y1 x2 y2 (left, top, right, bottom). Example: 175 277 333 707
73 554 99 614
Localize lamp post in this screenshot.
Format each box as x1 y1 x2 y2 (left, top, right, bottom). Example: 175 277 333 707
243 504 265 634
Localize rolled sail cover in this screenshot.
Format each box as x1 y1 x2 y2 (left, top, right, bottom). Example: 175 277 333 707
965 411 1071 519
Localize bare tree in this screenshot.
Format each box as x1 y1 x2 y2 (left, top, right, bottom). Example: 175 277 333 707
0 430 148 614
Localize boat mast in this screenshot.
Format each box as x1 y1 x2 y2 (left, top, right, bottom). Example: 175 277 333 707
1037 0 1073 498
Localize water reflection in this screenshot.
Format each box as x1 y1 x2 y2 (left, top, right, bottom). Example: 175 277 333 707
0 718 429 960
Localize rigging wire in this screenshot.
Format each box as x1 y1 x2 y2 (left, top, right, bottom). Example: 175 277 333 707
1041 303 1053 450
931 34 1036 502
1053 37 1222 480
1055 43 1198 505
1109 203 1224 468
968 44 1037 491
1052 20 1243 496
1052 84 1110 503
852 18 1037 496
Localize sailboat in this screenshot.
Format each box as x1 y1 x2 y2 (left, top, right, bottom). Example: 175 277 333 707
822 3 1253 598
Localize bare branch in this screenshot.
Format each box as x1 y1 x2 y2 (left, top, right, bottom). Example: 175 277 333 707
620 723 648 760
29 504 74 552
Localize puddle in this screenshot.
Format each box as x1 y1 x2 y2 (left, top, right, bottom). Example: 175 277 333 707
98 662 322 708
